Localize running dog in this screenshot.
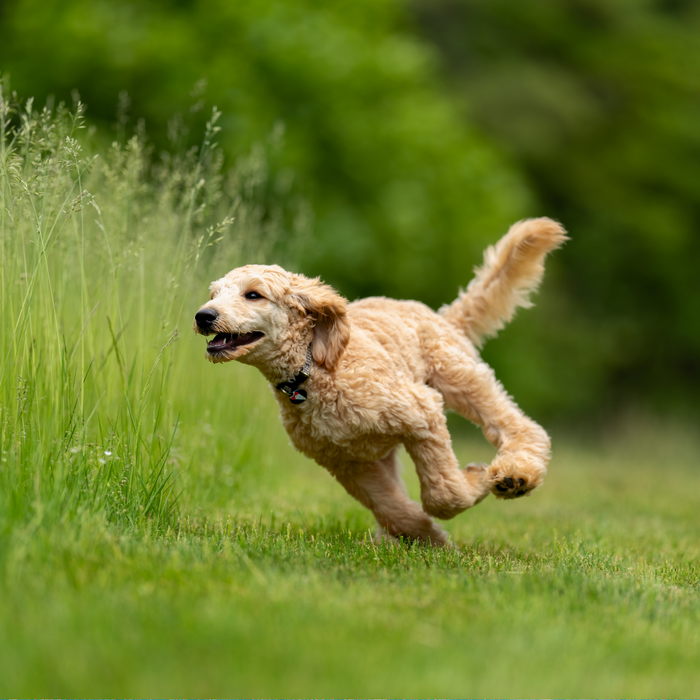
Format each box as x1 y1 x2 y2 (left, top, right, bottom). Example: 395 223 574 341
194 218 567 546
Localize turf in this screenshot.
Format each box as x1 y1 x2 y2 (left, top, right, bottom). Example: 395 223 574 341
1 97 699 699
2 426 700 698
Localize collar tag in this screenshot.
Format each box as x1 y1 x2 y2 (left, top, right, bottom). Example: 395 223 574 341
275 345 313 404
289 389 307 404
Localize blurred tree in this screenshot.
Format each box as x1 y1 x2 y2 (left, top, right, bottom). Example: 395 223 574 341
414 0 700 417
0 0 530 307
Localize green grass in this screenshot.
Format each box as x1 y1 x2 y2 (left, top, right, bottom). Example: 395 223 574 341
1 95 700 699
2 431 700 698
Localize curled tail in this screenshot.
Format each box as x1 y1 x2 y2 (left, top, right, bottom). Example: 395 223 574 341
440 217 568 347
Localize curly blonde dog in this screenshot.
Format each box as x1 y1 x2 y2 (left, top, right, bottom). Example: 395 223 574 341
194 217 567 546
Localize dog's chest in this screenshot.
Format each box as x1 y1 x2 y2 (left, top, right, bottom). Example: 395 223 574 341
275 393 401 467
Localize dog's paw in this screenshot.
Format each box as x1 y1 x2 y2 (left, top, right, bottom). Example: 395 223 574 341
487 455 545 500
463 462 491 505
492 475 530 498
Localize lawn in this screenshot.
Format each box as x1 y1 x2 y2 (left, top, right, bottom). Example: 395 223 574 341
2 421 699 698
1 97 699 699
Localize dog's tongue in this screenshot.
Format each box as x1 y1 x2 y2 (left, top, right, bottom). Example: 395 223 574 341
207 331 264 351
208 333 230 347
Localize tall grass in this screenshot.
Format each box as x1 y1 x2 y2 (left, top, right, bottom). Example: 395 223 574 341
0 90 298 536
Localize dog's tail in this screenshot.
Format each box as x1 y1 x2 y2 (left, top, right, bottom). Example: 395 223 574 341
439 217 568 347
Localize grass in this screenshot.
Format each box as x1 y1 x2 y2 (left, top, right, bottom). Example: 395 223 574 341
1 94 699 699
2 430 700 698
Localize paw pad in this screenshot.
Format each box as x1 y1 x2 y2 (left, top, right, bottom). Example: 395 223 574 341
493 475 529 499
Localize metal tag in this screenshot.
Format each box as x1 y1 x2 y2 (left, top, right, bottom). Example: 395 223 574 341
289 389 307 404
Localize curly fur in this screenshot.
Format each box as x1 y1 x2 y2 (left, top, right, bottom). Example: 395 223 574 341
194 217 567 546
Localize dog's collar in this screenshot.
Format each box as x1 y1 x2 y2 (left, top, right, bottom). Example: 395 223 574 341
276 345 313 404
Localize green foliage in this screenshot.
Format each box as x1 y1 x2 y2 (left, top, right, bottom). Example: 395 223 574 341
0 0 530 306
2 0 699 416
416 0 700 415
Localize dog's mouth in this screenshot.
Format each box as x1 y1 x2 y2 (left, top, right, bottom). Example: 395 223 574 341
206 331 265 354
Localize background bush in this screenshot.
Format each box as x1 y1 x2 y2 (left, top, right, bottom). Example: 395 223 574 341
1 0 698 421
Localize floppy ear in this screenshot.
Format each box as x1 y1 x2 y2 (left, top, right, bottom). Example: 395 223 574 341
287 275 350 370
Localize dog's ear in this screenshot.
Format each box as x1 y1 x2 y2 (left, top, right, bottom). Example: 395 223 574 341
287 275 350 370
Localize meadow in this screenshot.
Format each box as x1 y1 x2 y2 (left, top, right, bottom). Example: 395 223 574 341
1 98 699 699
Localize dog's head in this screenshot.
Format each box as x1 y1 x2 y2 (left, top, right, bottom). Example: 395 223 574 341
194 264 350 371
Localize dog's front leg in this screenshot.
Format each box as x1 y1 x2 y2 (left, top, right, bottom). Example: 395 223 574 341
332 450 450 547
404 406 491 519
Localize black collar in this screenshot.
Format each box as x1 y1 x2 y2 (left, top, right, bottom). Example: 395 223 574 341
275 346 313 404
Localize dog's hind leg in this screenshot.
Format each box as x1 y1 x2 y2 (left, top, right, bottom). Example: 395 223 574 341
424 339 551 499
333 450 450 547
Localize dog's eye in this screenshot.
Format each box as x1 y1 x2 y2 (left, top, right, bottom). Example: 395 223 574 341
245 291 264 300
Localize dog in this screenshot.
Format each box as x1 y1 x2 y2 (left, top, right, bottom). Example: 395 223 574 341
194 218 567 546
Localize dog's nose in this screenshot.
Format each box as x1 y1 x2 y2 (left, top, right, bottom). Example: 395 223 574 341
195 308 219 331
